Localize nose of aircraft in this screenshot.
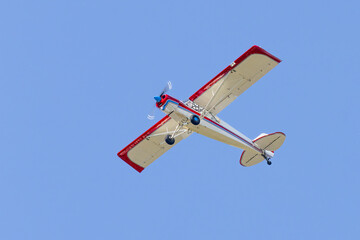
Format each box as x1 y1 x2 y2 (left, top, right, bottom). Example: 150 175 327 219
154 96 162 102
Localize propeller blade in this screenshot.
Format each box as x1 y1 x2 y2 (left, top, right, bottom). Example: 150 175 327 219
147 114 155 120
159 81 172 96
147 104 157 120
167 81 172 90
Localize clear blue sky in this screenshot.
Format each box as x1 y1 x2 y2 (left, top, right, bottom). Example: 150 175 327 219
1 0 359 239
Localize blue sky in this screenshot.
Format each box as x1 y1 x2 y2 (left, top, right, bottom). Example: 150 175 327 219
1 0 359 239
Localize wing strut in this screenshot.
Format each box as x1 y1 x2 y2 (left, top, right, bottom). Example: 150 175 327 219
205 72 245 115
200 72 230 118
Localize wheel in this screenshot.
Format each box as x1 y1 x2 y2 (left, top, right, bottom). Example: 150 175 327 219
190 115 200 125
165 134 175 145
267 160 272 165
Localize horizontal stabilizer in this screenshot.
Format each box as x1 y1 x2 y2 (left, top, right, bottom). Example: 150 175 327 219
240 151 264 167
240 132 286 167
253 132 286 151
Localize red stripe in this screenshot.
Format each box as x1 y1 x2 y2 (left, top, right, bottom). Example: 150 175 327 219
189 45 281 101
203 117 262 152
117 116 171 173
165 95 180 104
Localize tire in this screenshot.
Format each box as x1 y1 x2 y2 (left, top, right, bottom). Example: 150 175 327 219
165 135 175 145
190 115 200 125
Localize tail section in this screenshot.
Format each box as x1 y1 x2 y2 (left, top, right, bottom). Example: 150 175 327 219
240 132 286 167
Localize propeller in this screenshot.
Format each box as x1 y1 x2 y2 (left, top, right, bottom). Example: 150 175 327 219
147 81 172 120
159 81 172 98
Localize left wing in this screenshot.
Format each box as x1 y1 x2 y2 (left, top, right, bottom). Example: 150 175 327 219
189 45 281 115
118 116 192 173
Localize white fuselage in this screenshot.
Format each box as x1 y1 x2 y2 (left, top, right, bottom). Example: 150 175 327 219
160 98 263 155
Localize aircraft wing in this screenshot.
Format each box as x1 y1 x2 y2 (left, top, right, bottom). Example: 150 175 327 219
189 45 281 115
118 116 192 172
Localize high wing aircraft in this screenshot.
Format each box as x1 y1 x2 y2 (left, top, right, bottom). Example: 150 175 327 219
118 45 286 173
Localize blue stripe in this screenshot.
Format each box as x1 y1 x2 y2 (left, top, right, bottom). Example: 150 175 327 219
162 100 178 110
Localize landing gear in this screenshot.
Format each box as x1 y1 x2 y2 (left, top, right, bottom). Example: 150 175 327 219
165 134 175 145
190 115 200 125
262 153 272 166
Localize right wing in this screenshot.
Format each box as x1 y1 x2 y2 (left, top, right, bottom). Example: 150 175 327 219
189 45 281 115
118 116 192 173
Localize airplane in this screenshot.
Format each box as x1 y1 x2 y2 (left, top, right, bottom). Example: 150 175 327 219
118 45 286 173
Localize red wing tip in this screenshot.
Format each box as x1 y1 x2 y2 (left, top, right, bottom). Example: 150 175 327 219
117 151 144 173
239 151 247 167
249 45 282 63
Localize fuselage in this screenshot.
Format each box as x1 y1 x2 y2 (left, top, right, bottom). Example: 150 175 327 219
156 94 263 154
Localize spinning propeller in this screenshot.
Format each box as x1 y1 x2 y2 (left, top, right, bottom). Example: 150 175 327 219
147 81 172 120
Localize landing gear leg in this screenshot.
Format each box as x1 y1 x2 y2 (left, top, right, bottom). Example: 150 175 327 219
165 123 183 145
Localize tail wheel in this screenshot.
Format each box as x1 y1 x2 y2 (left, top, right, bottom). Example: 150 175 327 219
262 153 272 166
165 134 175 145
190 115 200 125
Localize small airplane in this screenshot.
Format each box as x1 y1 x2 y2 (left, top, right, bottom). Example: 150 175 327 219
118 45 286 173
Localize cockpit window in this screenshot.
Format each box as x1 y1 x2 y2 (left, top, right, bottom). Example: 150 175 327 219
183 100 220 123
184 100 204 112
